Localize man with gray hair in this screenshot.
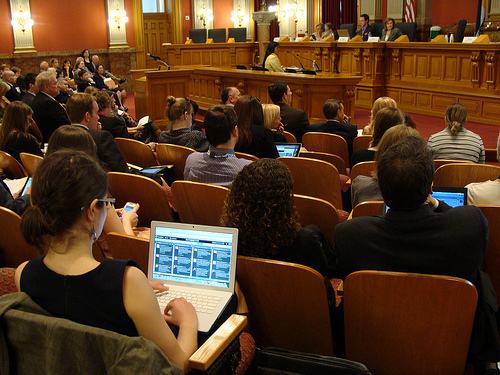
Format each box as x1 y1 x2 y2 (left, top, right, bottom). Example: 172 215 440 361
2 69 21 102
31 71 70 142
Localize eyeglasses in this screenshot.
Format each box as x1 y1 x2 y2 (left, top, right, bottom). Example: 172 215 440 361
98 198 116 207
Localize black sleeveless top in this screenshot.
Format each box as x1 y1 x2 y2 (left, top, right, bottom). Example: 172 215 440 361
21 257 140 336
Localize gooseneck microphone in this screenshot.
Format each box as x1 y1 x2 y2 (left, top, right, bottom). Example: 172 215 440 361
327 55 340 74
147 53 161 60
286 51 316 75
295 53 322 72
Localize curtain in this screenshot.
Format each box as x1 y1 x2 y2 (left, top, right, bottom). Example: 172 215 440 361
322 0 357 27
341 0 357 24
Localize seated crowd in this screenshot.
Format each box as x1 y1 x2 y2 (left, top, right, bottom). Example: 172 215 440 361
1 60 499 374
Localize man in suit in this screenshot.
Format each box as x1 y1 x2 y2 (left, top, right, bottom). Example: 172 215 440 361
31 71 71 143
2 69 21 102
358 14 372 41
21 73 38 108
66 93 128 172
335 135 499 370
268 80 309 143
221 87 241 106
309 99 358 157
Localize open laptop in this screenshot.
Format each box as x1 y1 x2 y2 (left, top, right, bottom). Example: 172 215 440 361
276 143 302 157
383 186 468 213
148 221 238 333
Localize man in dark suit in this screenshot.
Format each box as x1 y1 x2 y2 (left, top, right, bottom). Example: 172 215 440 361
268 81 309 143
21 73 38 108
309 99 358 157
358 14 372 41
31 71 70 143
335 135 499 370
66 93 128 172
2 69 21 102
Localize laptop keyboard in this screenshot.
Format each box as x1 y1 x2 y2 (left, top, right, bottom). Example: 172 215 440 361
156 290 222 314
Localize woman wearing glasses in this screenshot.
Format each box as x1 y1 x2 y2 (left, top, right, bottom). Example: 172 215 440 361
158 96 209 152
15 150 198 372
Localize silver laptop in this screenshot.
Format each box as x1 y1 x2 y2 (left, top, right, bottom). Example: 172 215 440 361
148 221 238 333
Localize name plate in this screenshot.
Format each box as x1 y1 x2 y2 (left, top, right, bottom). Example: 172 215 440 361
367 36 380 42
338 37 349 42
462 36 477 43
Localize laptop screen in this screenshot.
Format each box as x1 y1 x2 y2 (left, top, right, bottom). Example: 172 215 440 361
383 187 467 213
276 143 301 157
150 223 236 289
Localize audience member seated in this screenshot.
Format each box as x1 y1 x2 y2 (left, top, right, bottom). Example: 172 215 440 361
2 69 21 102
39 61 49 72
0 101 43 163
350 107 404 168
351 125 419 208
363 96 397 135
0 81 11 120
0 175 30 215
73 57 91 78
61 59 73 79
16 73 26 100
21 73 38 108
262 104 287 143
263 41 283 72
310 99 358 157
184 105 252 187
66 93 127 172
428 102 485 163
234 95 279 159
81 49 94 73
91 55 126 85
158 96 209 152
221 87 241 106
76 70 96 93
268 81 309 143
335 135 500 372
15 150 198 372
221 158 336 278
32 71 71 143
92 64 126 111
55 77 74 104
465 133 500 205
381 17 402 41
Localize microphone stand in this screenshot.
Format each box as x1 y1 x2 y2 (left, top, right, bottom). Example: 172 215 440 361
148 54 171 70
328 55 340 74
295 53 322 72
286 51 316 75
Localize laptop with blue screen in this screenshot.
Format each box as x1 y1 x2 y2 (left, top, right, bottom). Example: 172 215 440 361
276 143 302 157
148 221 238 333
383 187 467 213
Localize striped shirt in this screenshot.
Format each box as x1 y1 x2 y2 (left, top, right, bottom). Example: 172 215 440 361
427 127 485 163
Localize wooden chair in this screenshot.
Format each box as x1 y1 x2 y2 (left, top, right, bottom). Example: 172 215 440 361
349 161 377 181
107 172 173 227
234 152 258 162
302 132 349 166
294 194 339 245
352 135 372 152
0 150 27 179
350 201 384 219
171 181 229 226
433 163 500 187
299 151 347 175
279 157 343 209
344 270 477 375
0 207 39 268
19 152 43 176
156 143 195 181
106 232 149 274
434 159 471 170
114 137 158 168
237 256 334 355
485 148 498 163
283 131 297 143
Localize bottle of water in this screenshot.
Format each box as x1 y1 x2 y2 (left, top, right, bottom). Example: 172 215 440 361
312 60 317 71
368 31 372 38
450 33 455 43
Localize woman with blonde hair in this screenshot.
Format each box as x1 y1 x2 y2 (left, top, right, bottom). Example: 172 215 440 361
427 102 485 163
363 96 397 135
262 103 287 143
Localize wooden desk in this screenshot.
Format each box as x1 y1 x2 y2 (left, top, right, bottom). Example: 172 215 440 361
133 67 362 128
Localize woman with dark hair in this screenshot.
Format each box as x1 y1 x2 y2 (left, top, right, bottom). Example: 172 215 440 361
233 95 279 158
62 59 73 79
0 101 43 163
15 150 198 372
381 17 402 42
158 96 209 152
92 64 127 111
263 41 283 72
221 158 335 277
81 49 94 73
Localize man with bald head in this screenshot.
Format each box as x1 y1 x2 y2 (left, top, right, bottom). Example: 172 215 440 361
2 69 21 102
221 87 241 106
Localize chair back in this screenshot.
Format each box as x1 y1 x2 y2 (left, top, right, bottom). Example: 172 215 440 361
282 131 297 143
189 28 207 43
370 23 384 37
114 137 158 168
434 163 500 187
351 201 384 218
350 161 377 181
0 150 27 179
278 157 342 209
344 270 477 375
156 144 196 181
108 172 173 227
234 152 258 162
208 28 226 43
228 27 247 42
237 256 334 355
20 152 43 176
352 135 373 152
0 267 17 296
477 205 500 308
299 151 347 175
395 22 418 42
0 207 39 267
302 132 349 166
339 23 356 38
485 148 499 164
106 232 150 274
171 181 229 226
294 194 338 245
433 159 471 170
455 19 467 43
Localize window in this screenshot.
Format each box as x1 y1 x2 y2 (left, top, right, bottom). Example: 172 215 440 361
142 0 165 13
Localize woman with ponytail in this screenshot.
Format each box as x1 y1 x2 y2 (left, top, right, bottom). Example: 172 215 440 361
427 102 485 163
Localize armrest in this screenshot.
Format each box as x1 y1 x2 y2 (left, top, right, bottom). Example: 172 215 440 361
189 314 247 371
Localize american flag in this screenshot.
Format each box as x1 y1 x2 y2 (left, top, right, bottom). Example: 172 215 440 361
404 0 416 23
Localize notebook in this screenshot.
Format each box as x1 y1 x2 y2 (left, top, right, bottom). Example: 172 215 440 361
148 221 238 333
383 186 468 213
276 143 302 157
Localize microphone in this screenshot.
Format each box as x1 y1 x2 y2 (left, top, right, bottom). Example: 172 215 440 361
286 51 316 75
286 51 305 70
327 55 340 74
147 53 161 60
295 53 322 72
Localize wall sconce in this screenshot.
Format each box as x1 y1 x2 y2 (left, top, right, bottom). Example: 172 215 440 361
279 0 304 22
11 7 34 34
269 2 280 24
231 6 248 27
109 6 128 30
197 4 213 28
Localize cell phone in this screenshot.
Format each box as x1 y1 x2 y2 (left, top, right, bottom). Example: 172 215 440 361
119 202 137 218
21 177 32 196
